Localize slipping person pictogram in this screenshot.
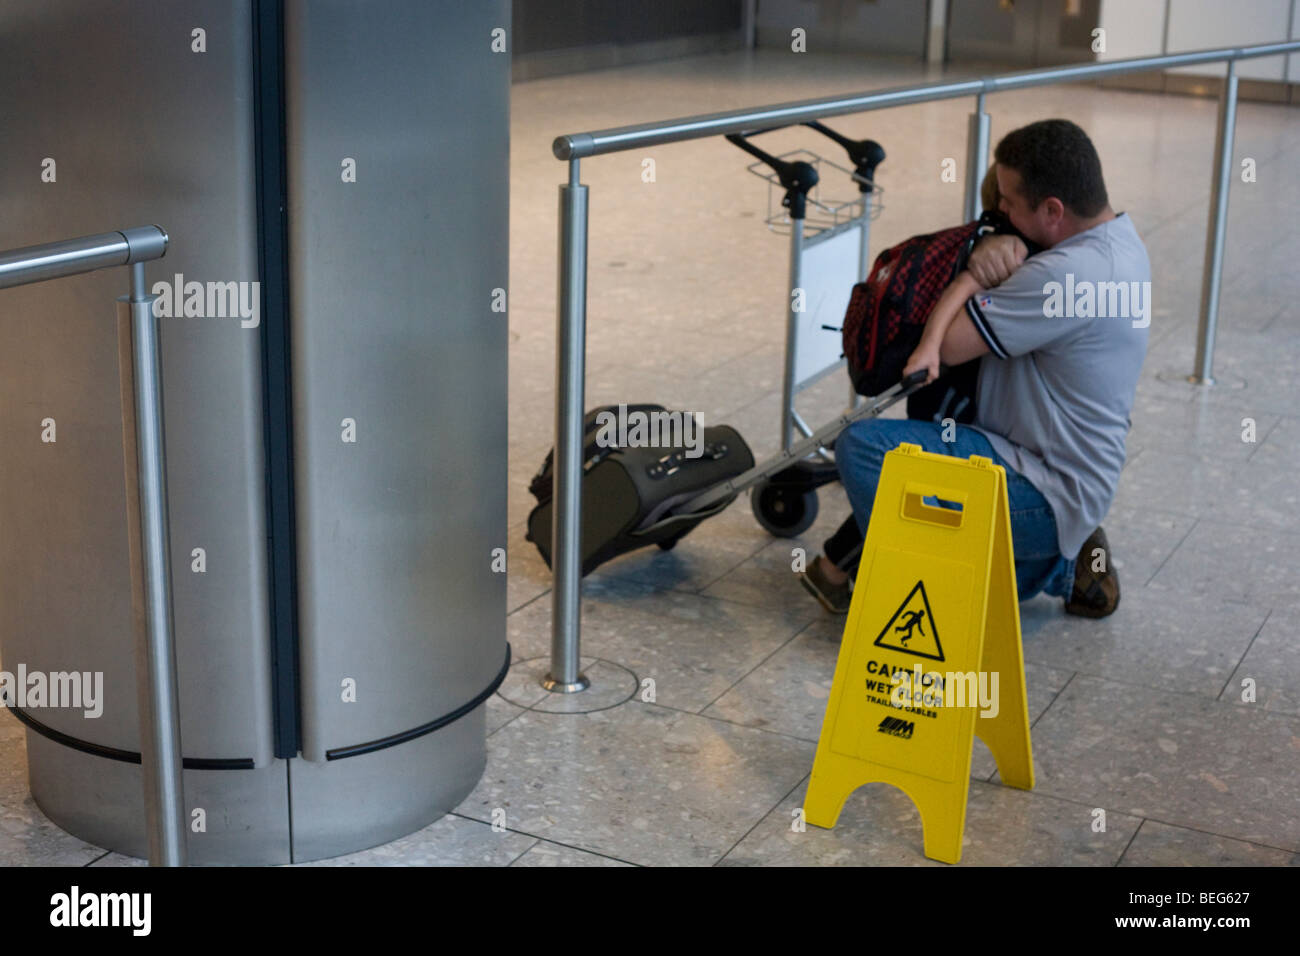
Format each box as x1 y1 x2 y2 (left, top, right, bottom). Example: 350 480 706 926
894 609 927 647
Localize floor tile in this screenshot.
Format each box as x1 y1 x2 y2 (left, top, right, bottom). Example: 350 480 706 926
455 703 813 866
505 574 661 664
1017 587 1268 698
295 813 536 866
509 840 634 867
702 615 1073 781
486 694 527 735
1013 675 1300 852
0 735 105 867
1118 819 1298 866
1110 447 1299 534
1143 326 1300 417
508 656 640 714
702 528 850 612
1148 518 1300 607
700 616 844 740
504 588 815 713
1223 608 1300 718
1099 501 1197 587
583 534 767 598
970 662 1076 780
1247 414 1300 469
1124 392 1272 462
719 778 1140 866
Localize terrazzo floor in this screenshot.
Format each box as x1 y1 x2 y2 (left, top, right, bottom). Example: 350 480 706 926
5 46 1299 866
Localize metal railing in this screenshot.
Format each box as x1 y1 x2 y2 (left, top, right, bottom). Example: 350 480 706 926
545 40 1300 694
0 226 185 866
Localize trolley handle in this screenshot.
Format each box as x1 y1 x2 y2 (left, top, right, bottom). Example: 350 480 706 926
668 369 932 518
726 122 884 198
725 132 819 220
802 121 885 194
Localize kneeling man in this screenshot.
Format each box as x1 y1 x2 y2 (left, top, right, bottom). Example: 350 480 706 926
816 118 1150 618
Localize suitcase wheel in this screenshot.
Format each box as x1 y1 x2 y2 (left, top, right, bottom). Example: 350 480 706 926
751 480 819 538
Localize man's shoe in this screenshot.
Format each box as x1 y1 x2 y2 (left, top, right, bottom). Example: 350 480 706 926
799 557 852 616
1065 526 1120 618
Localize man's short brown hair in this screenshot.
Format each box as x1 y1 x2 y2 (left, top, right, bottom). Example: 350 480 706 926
994 119 1109 218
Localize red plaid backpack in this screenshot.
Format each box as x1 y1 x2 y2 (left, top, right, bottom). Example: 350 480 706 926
842 217 990 397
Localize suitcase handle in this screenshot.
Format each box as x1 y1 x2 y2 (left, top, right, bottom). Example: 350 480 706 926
673 369 932 516
629 494 736 539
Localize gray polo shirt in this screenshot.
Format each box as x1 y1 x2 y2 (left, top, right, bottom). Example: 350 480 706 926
963 212 1150 559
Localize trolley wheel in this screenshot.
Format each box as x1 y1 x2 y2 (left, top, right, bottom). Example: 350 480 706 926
751 480 819 537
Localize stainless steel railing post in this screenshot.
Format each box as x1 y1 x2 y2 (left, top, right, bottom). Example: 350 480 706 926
117 250 187 867
964 92 991 222
1190 60 1240 386
544 160 591 694
0 226 182 865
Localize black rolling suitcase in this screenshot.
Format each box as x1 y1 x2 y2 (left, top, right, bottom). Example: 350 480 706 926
526 404 755 576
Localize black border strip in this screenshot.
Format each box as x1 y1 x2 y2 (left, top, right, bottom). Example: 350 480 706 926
252 0 302 760
3 706 254 771
325 644 512 761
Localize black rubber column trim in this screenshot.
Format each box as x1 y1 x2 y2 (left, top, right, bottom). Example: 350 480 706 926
4 705 255 771
324 644 512 761
252 0 303 760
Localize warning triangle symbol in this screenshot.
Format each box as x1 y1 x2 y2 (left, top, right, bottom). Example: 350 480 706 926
872 580 945 661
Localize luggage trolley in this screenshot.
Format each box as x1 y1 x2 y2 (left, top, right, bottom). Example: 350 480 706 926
525 123 933 581
725 122 886 538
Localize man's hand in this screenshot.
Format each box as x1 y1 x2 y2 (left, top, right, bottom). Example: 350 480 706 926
902 342 942 386
967 234 1028 288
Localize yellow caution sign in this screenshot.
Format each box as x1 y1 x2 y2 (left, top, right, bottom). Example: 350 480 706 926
804 443 1034 863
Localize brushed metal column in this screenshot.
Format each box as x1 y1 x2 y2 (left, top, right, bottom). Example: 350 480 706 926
0 0 285 864
283 0 508 855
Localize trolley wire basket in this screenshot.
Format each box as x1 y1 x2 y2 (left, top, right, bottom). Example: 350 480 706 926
745 149 885 238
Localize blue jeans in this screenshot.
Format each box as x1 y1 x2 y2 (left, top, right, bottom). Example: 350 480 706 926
834 418 1075 602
